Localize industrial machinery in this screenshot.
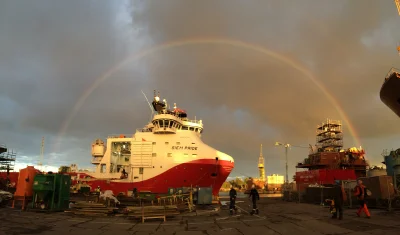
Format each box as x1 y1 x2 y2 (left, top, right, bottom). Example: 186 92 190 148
31 173 71 211
196 187 212 205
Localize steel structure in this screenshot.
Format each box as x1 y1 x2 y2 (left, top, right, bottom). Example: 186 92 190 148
0 144 16 172
316 118 343 152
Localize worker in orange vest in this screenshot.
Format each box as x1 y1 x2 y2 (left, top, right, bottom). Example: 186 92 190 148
354 179 370 218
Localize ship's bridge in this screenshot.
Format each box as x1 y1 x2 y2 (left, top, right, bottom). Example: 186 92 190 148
151 114 204 134
150 91 204 135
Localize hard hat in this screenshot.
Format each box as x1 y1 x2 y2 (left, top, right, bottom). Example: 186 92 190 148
252 184 255 188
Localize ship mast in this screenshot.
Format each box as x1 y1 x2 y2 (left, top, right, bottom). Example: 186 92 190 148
258 144 265 181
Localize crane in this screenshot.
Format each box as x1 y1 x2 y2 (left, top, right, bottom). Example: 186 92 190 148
38 137 44 171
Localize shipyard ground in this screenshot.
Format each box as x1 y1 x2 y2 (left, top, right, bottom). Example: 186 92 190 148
2 198 400 235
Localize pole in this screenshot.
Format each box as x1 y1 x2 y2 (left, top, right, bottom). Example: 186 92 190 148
285 145 288 185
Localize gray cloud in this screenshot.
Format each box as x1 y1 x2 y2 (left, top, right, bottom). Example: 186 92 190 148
0 0 399 179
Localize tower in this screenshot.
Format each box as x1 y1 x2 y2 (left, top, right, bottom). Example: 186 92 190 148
258 144 266 181
316 118 343 152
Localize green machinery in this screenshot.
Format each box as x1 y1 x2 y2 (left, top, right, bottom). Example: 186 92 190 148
32 174 71 211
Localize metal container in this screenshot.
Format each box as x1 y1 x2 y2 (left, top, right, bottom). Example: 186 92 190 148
14 166 38 197
197 187 212 205
367 168 387 177
32 174 71 211
359 175 395 200
384 155 395 176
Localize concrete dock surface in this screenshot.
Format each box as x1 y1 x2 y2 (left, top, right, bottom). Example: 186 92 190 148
1 198 400 235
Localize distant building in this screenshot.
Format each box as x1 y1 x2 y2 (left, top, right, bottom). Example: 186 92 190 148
267 174 284 185
265 174 284 192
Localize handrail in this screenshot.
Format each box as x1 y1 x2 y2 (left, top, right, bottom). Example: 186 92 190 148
107 134 134 138
385 67 400 80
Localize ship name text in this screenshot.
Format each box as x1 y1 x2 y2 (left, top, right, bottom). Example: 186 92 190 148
172 146 198 150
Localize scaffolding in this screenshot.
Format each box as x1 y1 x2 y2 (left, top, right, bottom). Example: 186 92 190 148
316 118 343 152
0 144 16 172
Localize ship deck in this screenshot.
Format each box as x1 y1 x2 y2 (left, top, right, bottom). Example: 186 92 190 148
2 197 400 235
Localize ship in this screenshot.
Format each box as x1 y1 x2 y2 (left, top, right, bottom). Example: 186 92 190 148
68 91 235 196
295 119 368 192
380 67 400 118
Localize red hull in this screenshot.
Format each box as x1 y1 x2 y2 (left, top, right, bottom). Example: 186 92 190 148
71 159 234 196
0 172 19 188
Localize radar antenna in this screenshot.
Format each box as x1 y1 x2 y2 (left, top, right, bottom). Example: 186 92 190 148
141 90 154 122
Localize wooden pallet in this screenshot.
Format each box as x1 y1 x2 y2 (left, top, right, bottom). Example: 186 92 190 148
127 205 180 223
65 201 117 216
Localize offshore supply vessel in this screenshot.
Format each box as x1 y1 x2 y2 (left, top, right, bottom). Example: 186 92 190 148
380 68 400 118
295 119 368 192
68 91 235 196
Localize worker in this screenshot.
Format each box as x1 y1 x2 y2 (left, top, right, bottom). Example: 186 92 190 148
354 179 371 218
229 185 237 215
120 169 128 179
331 180 347 220
249 184 260 215
132 188 138 198
95 185 101 193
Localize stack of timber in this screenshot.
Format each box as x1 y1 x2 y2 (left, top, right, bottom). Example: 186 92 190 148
70 193 100 203
65 201 117 216
126 205 180 223
117 197 146 207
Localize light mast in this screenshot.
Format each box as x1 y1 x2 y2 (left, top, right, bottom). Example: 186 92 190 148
258 144 265 181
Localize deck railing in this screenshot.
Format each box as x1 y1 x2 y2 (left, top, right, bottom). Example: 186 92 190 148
385 67 400 80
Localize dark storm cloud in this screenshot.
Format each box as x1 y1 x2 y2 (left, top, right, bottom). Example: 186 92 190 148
0 0 399 178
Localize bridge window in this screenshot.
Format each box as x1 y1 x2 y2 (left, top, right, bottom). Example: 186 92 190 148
182 126 188 130
100 164 106 173
189 127 194 131
169 121 174 128
192 154 197 158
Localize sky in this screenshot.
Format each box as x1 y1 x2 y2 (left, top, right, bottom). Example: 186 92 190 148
1 0 400 180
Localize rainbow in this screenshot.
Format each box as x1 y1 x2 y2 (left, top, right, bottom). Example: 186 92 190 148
54 38 361 156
